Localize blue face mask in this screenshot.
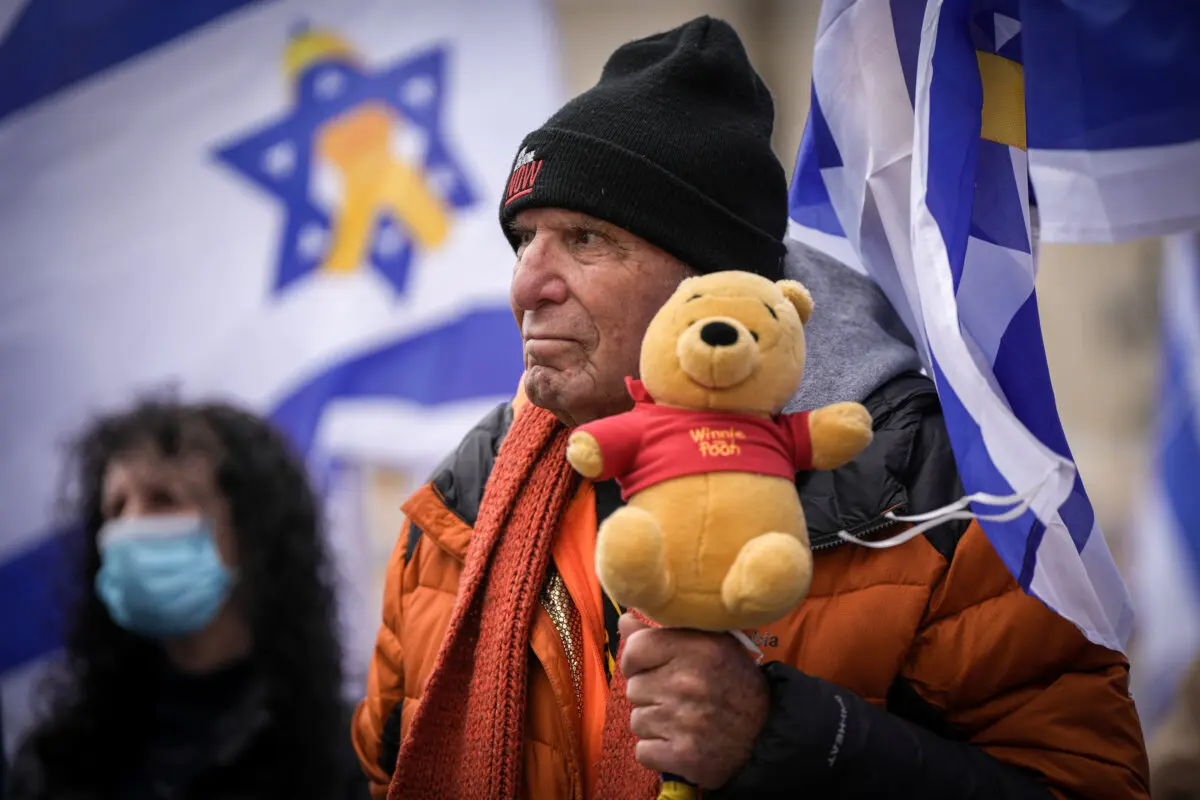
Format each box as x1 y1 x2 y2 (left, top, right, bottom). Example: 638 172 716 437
95 514 234 638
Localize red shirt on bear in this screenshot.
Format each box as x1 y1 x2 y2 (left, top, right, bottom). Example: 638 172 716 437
577 377 814 500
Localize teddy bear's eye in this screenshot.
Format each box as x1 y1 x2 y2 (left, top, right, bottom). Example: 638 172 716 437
764 303 777 320
687 294 703 302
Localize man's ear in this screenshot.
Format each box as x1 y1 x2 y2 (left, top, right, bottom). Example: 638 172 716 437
777 280 813 324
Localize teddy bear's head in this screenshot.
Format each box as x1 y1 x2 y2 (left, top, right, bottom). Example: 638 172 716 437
639 271 814 415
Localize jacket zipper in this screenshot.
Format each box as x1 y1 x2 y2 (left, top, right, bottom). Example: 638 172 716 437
809 504 907 552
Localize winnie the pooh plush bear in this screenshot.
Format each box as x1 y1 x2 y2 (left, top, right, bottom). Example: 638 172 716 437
566 270 874 632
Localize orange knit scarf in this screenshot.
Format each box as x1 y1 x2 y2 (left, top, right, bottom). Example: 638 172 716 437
388 403 659 799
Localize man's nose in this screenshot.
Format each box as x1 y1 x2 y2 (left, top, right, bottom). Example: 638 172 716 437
510 232 569 311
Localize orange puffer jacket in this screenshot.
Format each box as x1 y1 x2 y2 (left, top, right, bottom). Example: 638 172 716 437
352 375 1149 799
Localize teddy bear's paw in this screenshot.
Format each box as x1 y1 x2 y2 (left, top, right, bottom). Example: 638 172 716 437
809 401 874 470
596 507 673 610
721 533 812 623
566 431 604 479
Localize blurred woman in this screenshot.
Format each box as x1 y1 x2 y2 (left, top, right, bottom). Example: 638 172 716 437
7 399 368 799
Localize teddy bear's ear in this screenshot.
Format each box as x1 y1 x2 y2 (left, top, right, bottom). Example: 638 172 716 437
777 280 814 325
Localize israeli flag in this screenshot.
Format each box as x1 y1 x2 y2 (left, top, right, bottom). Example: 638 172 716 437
0 0 559 752
1021 5 1200 243
1129 233 1200 730
790 0 1198 653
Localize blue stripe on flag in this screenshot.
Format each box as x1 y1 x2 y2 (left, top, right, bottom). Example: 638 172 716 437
1021 0 1200 150
969 140 1030 256
1058 480 1096 554
1017 519 1046 590
968 8 995 52
0 0 272 123
888 0 925 104
787 88 847 237
1162 322 1200 576
991 295 1095 551
995 31 1020 64
928 355 1041 583
270 306 523 457
981 0 1021 19
926 0 981 290
0 527 80 672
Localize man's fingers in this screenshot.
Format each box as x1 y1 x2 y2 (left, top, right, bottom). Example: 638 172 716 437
620 624 769 791
629 703 670 741
624 673 659 707
635 738 689 779
618 611 648 639
619 624 673 677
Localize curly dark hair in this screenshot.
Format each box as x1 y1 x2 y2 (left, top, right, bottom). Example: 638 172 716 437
20 398 348 797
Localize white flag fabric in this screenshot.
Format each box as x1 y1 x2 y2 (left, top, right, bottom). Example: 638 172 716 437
787 0 1199 653
0 0 560 752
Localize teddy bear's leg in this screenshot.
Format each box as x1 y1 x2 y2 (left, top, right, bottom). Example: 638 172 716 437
721 533 812 619
595 507 674 611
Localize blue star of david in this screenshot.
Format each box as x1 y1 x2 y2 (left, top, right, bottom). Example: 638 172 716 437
213 44 477 296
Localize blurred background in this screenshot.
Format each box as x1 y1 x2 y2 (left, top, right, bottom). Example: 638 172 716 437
0 0 1187 775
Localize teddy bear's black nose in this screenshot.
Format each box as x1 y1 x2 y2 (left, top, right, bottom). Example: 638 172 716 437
699 321 739 347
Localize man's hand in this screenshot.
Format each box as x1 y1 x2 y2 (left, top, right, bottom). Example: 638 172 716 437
619 613 770 789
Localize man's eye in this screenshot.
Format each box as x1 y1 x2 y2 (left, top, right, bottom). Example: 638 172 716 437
514 229 535 255
572 228 601 247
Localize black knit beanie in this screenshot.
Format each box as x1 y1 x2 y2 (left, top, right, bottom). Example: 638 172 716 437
498 16 787 281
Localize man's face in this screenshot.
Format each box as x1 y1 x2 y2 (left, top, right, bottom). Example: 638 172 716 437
509 208 691 427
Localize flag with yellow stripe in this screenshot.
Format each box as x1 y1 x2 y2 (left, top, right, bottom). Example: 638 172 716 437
788 0 1143 654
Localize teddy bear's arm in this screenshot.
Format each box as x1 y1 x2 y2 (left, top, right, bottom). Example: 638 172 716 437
807 402 874 471
566 431 605 478
566 413 645 481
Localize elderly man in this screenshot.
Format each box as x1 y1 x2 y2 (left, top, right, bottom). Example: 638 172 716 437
351 16 1149 800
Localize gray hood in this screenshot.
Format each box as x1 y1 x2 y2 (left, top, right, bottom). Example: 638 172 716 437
783 239 924 413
